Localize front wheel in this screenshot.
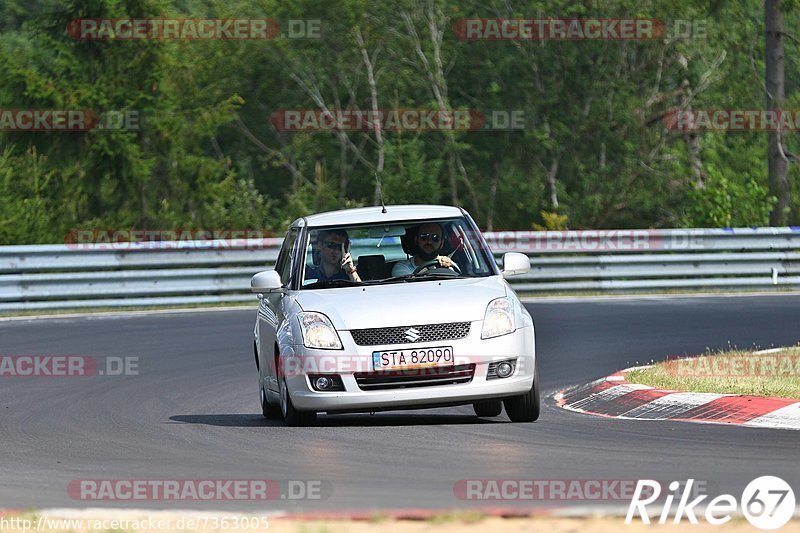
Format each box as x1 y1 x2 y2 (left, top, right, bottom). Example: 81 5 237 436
473 400 503 417
504 366 540 422
260 385 282 419
279 377 317 427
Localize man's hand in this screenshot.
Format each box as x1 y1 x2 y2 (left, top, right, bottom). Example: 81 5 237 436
340 252 356 274
436 255 454 268
340 248 362 282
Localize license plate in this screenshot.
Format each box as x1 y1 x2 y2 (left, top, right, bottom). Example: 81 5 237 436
372 346 454 371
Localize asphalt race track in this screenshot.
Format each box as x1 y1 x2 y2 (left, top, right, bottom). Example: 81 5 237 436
2 295 799 512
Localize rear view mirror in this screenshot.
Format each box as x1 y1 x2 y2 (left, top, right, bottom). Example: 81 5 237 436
501 252 530 277
367 226 406 238
251 270 283 293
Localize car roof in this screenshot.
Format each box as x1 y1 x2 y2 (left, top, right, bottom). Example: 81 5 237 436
299 205 465 227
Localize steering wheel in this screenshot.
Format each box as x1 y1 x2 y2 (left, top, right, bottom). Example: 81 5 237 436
412 258 462 275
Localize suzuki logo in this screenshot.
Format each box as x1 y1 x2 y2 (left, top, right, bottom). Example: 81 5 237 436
404 327 421 342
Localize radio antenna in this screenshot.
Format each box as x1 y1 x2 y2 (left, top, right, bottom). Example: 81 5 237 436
374 173 387 213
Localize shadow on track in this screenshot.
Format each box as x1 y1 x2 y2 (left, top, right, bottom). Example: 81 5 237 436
169 413 501 427
168 414 277 427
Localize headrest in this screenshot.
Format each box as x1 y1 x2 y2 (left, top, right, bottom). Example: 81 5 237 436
400 226 418 255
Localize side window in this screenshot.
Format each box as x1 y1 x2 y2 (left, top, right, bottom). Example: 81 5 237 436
275 228 299 286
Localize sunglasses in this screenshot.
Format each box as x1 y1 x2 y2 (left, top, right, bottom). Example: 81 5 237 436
322 241 344 250
418 232 441 242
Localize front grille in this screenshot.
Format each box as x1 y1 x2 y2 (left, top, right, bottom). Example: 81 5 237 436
350 322 471 346
354 364 475 390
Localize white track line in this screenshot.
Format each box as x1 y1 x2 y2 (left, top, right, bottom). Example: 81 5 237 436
752 347 788 354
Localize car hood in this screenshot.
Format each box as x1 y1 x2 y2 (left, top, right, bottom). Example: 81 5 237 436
295 276 508 330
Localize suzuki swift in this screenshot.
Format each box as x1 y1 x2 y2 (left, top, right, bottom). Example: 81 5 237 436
250 204 538 426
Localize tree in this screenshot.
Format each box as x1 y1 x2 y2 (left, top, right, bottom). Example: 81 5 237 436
765 0 790 225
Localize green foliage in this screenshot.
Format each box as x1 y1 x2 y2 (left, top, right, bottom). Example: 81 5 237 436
381 138 444 205
196 174 274 229
0 0 797 243
272 174 365 230
681 134 776 227
533 211 569 231
0 147 63 243
684 166 776 227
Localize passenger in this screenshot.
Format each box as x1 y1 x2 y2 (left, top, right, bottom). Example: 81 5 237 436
305 229 361 282
391 222 456 276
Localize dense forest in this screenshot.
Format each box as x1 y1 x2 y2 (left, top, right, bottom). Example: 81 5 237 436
0 0 798 243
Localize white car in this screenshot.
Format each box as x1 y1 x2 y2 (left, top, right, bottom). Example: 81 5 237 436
250 204 538 426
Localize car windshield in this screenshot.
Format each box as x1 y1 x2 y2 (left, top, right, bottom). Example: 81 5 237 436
300 217 496 289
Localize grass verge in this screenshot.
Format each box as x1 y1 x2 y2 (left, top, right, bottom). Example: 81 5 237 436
2 510 796 533
627 346 800 398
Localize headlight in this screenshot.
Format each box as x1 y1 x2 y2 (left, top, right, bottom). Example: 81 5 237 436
298 312 342 350
481 297 515 339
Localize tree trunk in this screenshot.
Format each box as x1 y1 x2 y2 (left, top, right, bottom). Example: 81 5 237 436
355 28 384 206
766 0 789 225
547 157 560 210
486 161 500 231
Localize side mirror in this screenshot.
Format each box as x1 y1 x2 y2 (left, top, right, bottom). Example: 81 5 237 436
501 252 530 278
251 270 284 293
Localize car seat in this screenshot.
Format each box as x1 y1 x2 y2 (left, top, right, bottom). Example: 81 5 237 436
357 254 390 280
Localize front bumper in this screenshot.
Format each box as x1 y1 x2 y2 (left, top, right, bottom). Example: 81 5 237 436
284 324 535 412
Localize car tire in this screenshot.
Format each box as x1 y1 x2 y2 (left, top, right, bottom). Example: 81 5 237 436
260 385 281 419
504 366 540 423
279 377 316 427
473 400 503 417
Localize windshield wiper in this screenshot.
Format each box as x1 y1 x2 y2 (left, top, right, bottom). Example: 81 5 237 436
378 272 462 284
404 272 463 281
302 279 362 289
377 274 411 283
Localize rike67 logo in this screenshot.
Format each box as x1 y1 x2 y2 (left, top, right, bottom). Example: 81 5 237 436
626 476 796 530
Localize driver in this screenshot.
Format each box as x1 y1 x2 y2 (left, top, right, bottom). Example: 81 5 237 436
305 229 361 283
391 222 456 276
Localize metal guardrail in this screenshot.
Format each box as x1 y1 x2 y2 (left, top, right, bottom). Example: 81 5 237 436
1 228 799 312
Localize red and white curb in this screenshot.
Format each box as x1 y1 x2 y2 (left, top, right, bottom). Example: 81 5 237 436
555 367 800 430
